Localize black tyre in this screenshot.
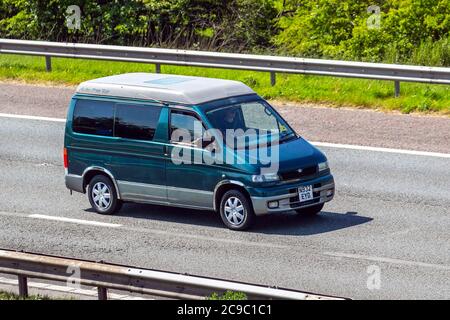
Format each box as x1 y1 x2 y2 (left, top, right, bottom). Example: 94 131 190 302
219 190 255 231
295 203 324 216
87 175 122 215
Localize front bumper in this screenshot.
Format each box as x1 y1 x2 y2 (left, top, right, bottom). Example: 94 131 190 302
250 175 335 215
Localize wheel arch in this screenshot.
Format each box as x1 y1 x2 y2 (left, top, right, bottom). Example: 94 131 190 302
82 166 121 199
213 180 252 212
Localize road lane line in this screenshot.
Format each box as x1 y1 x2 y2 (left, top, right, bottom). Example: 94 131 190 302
323 252 450 271
0 211 287 250
28 214 122 228
312 141 450 158
1 112 449 158
0 113 66 122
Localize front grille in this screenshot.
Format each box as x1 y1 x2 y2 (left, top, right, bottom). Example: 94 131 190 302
280 165 318 181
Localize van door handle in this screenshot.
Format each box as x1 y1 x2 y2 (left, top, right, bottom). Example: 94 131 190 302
163 145 169 157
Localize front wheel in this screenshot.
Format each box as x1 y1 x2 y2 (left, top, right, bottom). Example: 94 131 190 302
88 175 122 215
219 190 255 231
295 203 324 216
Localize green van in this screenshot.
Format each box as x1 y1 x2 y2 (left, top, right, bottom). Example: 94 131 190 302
64 73 334 230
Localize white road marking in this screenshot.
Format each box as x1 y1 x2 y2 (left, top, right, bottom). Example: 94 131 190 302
0 211 286 249
323 252 450 271
1 112 449 158
28 214 122 228
312 141 450 158
0 113 66 122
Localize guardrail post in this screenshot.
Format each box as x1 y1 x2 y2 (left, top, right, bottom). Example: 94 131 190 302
98 286 108 300
270 72 276 86
45 56 52 72
18 275 28 297
394 80 400 97
155 63 161 74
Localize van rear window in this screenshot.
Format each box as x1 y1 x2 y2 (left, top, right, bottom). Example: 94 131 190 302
72 100 114 136
114 104 162 141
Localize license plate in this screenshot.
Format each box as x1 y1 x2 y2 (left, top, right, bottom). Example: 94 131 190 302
299 185 313 202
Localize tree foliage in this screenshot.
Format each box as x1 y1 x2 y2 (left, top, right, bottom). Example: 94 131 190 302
0 0 278 51
0 0 449 65
274 0 450 65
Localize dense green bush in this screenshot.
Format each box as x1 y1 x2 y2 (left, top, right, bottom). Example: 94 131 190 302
207 290 247 300
274 0 450 66
0 0 449 65
274 0 374 58
0 0 278 51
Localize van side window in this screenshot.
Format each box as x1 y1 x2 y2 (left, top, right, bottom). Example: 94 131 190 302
170 111 204 145
73 99 114 136
114 104 162 141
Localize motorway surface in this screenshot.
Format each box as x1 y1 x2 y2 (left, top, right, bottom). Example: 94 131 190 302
0 83 449 299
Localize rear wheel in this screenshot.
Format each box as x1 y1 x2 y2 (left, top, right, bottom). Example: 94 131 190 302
88 175 122 215
219 190 255 231
295 203 324 216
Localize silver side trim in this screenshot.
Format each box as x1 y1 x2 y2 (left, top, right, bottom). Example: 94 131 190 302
118 180 166 203
167 185 213 209
124 197 212 211
118 181 166 189
118 180 214 210
167 186 213 195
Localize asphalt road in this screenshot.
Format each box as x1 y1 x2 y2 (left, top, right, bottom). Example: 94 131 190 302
0 115 449 299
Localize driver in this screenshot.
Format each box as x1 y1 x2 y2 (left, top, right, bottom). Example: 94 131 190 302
222 107 240 134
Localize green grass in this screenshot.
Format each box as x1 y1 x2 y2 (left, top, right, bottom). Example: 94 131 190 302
0 54 448 115
0 290 50 300
207 291 247 300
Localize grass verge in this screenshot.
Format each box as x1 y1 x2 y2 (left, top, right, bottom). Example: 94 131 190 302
0 54 448 115
207 291 247 300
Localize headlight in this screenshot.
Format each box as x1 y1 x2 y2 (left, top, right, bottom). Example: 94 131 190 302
318 161 329 172
251 173 280 183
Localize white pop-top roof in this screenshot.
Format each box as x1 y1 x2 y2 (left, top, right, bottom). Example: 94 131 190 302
76 73 255 105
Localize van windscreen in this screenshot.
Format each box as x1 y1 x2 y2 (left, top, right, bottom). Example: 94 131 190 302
205 99 295 148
